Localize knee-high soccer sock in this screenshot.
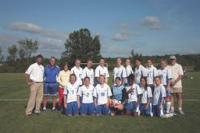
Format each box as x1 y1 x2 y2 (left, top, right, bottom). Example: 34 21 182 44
166 102 171 113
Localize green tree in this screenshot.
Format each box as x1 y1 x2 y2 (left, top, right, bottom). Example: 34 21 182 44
18 38 39 59
0 46 4 63
7 45 18 61
62 28 101 65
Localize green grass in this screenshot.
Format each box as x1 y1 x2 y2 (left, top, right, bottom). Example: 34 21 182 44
0 72 200 133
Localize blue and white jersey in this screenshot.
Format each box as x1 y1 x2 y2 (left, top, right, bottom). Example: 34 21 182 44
113 65 127 80
93 83 112 105
64 82 79 103
152 84 166 105
77 85 94 104
126 83 142 102
146 65 157 85
112 84 124 101
158 66 172 86
135 65 147 84
71 66 83 86
44 64 60 83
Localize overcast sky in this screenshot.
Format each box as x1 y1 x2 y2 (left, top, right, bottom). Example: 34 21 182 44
0 0 199 58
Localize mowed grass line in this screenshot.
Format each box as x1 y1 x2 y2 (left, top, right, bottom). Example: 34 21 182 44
0 72 200 133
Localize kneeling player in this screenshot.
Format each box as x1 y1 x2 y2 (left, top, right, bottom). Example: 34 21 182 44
125 74 142 116
110 77 125 116
64 74 79 116
78 77 95 115
93 75 112 116
152 76 166 117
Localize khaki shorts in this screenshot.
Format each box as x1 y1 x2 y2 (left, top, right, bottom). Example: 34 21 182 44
172 87 182 93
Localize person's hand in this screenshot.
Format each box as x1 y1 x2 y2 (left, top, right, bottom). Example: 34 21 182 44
64 104 67 109
145 104 148 109
27 81 33 86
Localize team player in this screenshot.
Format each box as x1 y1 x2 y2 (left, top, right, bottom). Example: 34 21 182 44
78 77 95 115
152 76 166 117
146 59 157 92
139 77 152 116
43 57 60 111
57 62 71 111
71 59 83 86
95 58 109 84
157 59 173 117
82 59 95 85
113 58 126 83
110 77 125 116
125 74 142 116
93 75 112 116
125 58 134 85
64 74 79 116
135 58 147 84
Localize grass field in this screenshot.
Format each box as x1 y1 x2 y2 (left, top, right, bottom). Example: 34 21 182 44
0 72 200 133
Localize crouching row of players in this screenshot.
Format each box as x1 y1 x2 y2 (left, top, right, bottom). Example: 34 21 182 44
64 73 172 118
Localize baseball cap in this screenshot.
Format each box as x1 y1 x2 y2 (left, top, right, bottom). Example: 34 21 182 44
169 55 176 60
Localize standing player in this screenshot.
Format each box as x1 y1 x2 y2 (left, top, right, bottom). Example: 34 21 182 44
157 59 173 116
146 59 157 93
140 77 152 116
64 74 79 116
125 58 134 85
25 55 44 116
57 62 71 111
93 75 112 116
78 77 95 115
71 59 83 86
95 58 109 84
125 74 142 116
82 59 95 85
168 56 184 115
113 58 126 83
134 58 147 84
152 76 166 117
43 57 60 111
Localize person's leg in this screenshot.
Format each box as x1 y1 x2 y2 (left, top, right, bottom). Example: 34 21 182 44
96 105 102 116
58 87 64 108
80 103 87 116
25 83 37 115
102 104 109 115
52 96 57 110
66 102 72 116
43 83 49 110
177 93 184 114
171 93 176 113
125 102 133 115
35 83 44 113
73 102 79 116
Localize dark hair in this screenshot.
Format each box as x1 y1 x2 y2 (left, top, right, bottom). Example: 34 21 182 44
154 76 161 80
135 58 142 62
84 76 90 81
62 62 68 70
140 77 148 90
115 77 122 81
128 74 135 84
36 54 43 59
70 74 77 81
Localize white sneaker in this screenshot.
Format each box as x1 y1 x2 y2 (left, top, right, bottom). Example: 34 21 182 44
43 107 47 111
179 110 185 115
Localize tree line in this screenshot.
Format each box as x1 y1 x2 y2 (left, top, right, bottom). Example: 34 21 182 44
0 28 199 73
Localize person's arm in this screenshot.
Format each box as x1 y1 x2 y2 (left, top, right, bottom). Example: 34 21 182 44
77 95 81 109
64 95 67 109
25 74 33 86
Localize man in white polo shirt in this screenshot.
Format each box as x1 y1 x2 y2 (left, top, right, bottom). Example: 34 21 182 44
25 55 44 116
168 55 184 115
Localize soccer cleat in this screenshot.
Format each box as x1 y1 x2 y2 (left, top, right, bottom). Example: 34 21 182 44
43 107 47 111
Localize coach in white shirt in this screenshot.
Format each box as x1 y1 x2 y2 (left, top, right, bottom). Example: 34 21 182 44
95 58 109 84
71 59 83 86
113 58 126 83
168 56 184 115
25 55 44 116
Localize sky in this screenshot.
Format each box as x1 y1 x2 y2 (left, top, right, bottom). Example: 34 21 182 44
0 0 200 58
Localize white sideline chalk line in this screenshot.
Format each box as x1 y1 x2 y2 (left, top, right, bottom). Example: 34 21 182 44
0 98 199 102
